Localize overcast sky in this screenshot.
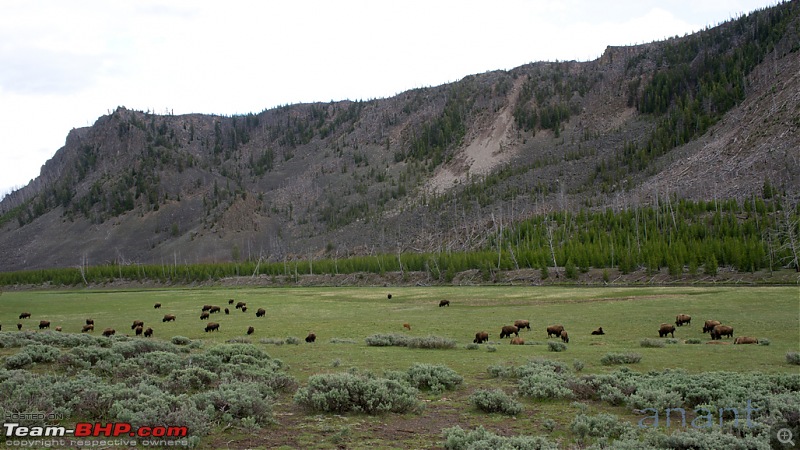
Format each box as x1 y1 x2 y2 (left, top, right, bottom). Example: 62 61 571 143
0 0 779 199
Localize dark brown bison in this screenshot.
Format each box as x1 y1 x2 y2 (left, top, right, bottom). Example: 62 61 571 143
163 314 176 322
500 325 519 339
514 319 531 330
241 306 248 313
403 323 411 331
247 326 254 335
205 322 220 332
16 323 22 330
131 320 144 330
201 305 213 312
560 330 569 343
473 331 489 344
209 306 221 314
55 326 62 332
235 301 246 310
734 336 758 344
703 320 721 333
82 324 94 333
19 312 31 319
144 327 153 338
546 324 565 338
224 308 230 315
591 327 605 335
510 337 525 345
86 318 94 326
102 328 116 337
228 299 235 305
200 311 210 320
711 325 734 340
439 300 450 307
658 323 676 338
135 325 143 336
39 320 50 330
387 294 392 300
153 303 161 309
256 308 266 318
675 314 691 327
305 333 316 343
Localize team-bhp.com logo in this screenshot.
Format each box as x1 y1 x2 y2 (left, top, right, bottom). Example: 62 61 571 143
4 422 188 440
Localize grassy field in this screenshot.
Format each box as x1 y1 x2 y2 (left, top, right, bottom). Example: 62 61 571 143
0 285 798 448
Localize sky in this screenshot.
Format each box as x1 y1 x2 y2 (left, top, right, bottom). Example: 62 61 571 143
0 0 780 199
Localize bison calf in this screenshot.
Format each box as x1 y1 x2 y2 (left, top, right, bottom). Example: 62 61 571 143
500 325 519 339
473 331 489 344
387 293 392 300
403 323 411 331
546 324 565 338
55 326 62 332
224 308 230 315
163 314 176 322
38 320 51 330
438 300 450 307
102 328 116 337
560 330 569 343
17 323 22 330
658 323 676 338
675 314 691 327
205 322 220 332
591 327 605 335
135 325 143 336
247 326 255 335
228 299 235 305
510 337 525 345
305 333 316 343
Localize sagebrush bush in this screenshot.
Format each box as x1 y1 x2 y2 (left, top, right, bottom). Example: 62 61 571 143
405 363 463 393
640 338 666 348
226 337 252 344
113 339 180 358
570 412 635 440
407 336 457 349
285 336 301 345
4 352 33 370
136 351 183 376
171 336 192 346
329 338 357 344
469 389 522 415
757 338 769 346
685 338 702 344
548 341 567 352
193 381 274 424
168 367 219 393
465 343 480 350
294 372 420 414
442 425 558 450
787 352 800 365
259 338 285 346
601 353 642 365
573 360 585 372
486 346 497 352
365 333 408 347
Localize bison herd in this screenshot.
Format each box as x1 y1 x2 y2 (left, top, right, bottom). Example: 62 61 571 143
650 314 756 344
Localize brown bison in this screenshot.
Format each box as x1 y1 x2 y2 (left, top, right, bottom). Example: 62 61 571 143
591 327 605 335
209 306 221 314
473 331 489 344
305 332 316 343
256 308 266 318
38 320 50 330
734 336 758 345
560 330 569 343
131 320 144 330
228 299 235 305
703 320 721 333
675 314 691 327
546 324 565 338
144 327 153 338
510 337 525 345
500 325 519 339
102 328 116 337
387 293 392 300
247 326 254 335
224 308 230 315
201 305 213 312
205 322 220 332
711 325 734 340
403 323 411 331
82 324 94 333
86 318 94 326
658 323 676 338
200 311 210 320
153 303 161 309
241 306 248 313
55 326 62 332
514 320 531 330
439 300 450 307
235 301 246 310
135 325 143 336
19 312 31 319
17 323 22 330
163 314 176 322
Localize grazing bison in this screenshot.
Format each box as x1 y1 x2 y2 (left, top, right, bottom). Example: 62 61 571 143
163 314 176 322
703 320 721 333
228 299 235 305
153 303 161 309
200 311 210 320
209 306 221 314
55 326 62 332
39 320 50 330
734 336 758 345
102 328 116 337
591 327 605 335
403 323 411 331
514 319 531 330
387 293 392 300
19 312 31 319
510 337 525 345
247 326 254 335
439 300 450 307
205 322 220 332
144 327 153 338
256 308 266 318
305 333 316 343
675 314 692 327
241 306 248 313
235 301 246 310
473 331 489 344
135 325 143 336
546 324 565 338
17 323 22 330
560 330 569 343
224 308 230 315
658 323 676 338
500 325 519 339
711 325 734 340
131 320 144 330
82 324 94 333
86 318 94 326
201 305 213 312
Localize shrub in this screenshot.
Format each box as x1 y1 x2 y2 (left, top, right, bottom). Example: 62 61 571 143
542 418 557 432
109 384 210 436
167 367 219 392
640 338 666 348
758 338 770 346
193 381 274 424
685 338 702 344
601 353 642 365
665 338 680 345
486 346 497 352
405 363 463 393
285 336 301 345
226 337 252 344
469 389 523 415
573 360 585 372
465 343 480 350
442 426 558 450
329 338 357 344
548 341 567 352
407 336 456 349
4 352 33 370
365 333 408 347
570 412 635 440
207 344 271 363
294 372 420 414
259 338 285 346
171 336 191 346
22 344 61 364
787 352 800 365
112 339 180 358
136 351 183 376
